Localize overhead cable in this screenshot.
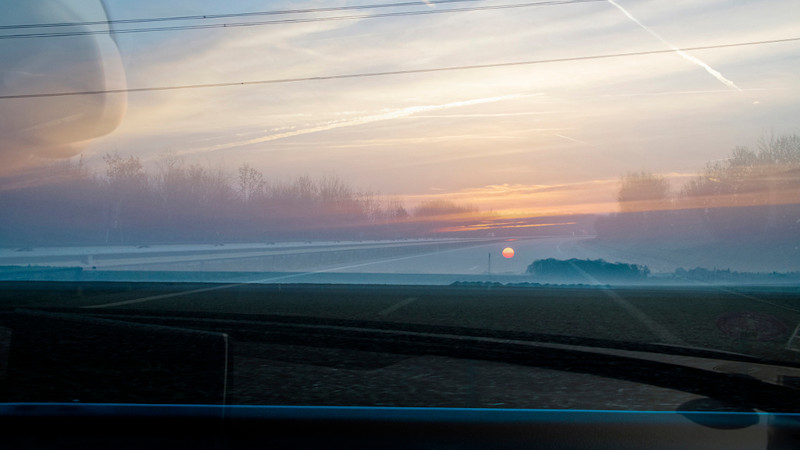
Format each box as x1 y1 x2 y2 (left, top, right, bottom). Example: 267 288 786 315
0 0 605 39
0 0 484 29
2 36 797 100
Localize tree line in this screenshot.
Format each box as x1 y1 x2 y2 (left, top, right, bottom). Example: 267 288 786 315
526 258 650 281
597 133 800 243
0 155 479 245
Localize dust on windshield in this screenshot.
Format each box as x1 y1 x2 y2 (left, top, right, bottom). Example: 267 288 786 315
0 0 798 283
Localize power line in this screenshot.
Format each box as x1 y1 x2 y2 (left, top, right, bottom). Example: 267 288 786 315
0 0 483 30
1 36 797 100
0 0 604 40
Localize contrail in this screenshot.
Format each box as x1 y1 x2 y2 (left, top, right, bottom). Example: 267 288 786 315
554 133 588 144
607 0 740 91
179 94 523 154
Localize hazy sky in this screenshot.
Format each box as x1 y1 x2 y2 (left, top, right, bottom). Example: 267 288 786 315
6 0 800 215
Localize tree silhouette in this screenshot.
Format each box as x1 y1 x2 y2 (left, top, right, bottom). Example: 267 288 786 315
103 153 148 243
617 171 669 213
414 199 476 218
681 133 800 239
237 163 266 204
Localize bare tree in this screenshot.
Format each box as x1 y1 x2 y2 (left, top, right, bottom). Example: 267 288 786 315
617 171 670 213
682 133 800 206
414 199 476 218
237 163 266 204
103 153 148 243
680 133 800 239
104 153 147 192
386 197 409 222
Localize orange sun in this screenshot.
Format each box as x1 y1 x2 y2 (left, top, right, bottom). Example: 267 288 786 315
502 247 515 258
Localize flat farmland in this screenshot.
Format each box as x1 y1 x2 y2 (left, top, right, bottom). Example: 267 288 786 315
1 282 799 363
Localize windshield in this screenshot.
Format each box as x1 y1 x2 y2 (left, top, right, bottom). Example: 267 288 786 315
1 0 799 412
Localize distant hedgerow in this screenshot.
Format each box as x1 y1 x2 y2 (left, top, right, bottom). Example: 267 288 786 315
526 258 649 281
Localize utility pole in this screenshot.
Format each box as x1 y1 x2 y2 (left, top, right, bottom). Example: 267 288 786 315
487 252 491 275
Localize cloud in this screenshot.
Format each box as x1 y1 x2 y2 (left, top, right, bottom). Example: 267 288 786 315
400 171 703 216
175 94 526 155
80 0 800 201
402 179 622 216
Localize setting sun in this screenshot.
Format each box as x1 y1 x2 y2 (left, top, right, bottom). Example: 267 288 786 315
502 247 515 259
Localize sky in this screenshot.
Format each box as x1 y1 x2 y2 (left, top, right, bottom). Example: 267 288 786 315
3 0 800 216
